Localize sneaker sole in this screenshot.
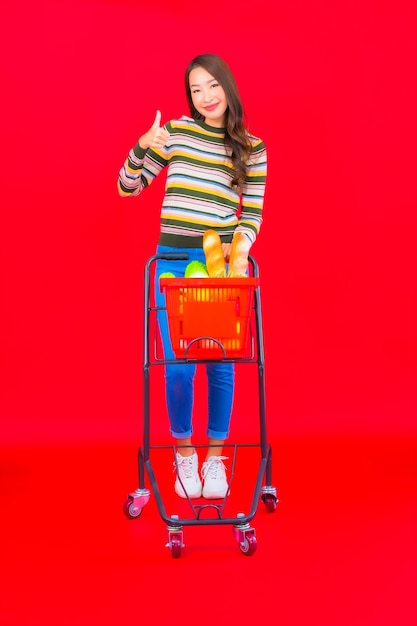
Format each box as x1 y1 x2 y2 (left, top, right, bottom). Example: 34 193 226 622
202 489 229 499
175 482 202 499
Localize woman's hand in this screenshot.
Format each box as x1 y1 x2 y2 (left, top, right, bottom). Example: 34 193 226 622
138 110 170 150
222 243 232 263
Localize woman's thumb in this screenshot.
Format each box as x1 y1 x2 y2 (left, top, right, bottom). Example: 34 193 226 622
152 110 161 128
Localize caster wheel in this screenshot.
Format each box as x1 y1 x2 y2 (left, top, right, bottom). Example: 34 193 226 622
262 493 277 513
170 534 182 559
239 532 257 556
123 497 142 519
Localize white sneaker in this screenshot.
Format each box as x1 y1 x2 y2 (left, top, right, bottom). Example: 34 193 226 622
201 456 229 499
174 452 202 498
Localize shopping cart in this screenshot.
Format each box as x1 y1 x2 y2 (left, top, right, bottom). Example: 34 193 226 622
123 252 278 557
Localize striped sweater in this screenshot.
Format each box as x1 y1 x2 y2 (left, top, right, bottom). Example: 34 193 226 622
117 116 267 248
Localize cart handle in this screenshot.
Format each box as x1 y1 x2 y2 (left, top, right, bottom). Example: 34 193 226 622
146 252 259 278
145 253 189 274
156 252 190 261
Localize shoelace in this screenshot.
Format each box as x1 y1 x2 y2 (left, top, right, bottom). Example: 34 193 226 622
201 456 228 480
174 456 195 479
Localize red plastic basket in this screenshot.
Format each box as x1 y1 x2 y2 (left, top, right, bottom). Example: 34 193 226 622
160 277 259 359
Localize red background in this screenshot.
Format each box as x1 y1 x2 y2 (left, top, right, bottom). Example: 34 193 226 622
1 0 416 443
0 2 416 625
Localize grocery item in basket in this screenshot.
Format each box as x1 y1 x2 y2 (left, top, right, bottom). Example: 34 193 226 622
203 229 227 278
227 232 250 277
184 260 209 278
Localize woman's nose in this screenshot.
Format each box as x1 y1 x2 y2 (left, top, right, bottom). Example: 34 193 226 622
202 89 213 103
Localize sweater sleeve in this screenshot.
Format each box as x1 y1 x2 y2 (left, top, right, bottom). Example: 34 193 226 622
117 127 170 197
235 139 267 245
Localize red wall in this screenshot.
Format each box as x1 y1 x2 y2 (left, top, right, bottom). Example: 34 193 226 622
1 0 416 442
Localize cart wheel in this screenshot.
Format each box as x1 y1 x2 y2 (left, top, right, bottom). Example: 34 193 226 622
170 534 182 559
123 497 142 519
262 494 277 513
239 532 257 556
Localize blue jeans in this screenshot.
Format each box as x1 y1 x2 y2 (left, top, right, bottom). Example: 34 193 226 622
154 245 234 440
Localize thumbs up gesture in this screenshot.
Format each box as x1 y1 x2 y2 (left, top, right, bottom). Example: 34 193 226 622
138 110 170 150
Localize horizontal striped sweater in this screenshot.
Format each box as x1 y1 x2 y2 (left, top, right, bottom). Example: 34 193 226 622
117 116 267 248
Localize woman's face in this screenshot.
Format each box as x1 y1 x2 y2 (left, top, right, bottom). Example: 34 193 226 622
189 66 228 128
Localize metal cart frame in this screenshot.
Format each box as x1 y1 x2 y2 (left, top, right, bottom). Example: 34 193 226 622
123 253 278 557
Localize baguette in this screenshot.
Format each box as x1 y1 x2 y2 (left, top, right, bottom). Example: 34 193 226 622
203 229 226 278
227 232 250 277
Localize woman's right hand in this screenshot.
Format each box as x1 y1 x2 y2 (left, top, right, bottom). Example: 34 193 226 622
138 110 170 150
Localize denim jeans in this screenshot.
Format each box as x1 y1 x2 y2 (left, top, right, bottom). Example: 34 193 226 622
154 245 234 440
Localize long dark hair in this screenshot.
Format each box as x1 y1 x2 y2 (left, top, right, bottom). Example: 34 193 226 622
185 53 253 193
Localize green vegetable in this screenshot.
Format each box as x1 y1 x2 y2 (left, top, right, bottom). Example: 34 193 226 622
159 272 175 279
184 260 209 278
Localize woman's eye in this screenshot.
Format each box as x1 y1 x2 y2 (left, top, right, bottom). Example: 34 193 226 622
211 83 219 88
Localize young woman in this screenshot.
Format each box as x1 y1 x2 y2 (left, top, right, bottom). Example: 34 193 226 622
118 53 267 499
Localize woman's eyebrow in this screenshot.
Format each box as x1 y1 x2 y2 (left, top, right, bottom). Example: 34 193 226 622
190 78 216 88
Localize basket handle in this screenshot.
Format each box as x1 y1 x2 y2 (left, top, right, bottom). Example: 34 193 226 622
184 336 227 359
149 253 257 270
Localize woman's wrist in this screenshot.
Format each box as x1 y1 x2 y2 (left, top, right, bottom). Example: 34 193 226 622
138 135 149 150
